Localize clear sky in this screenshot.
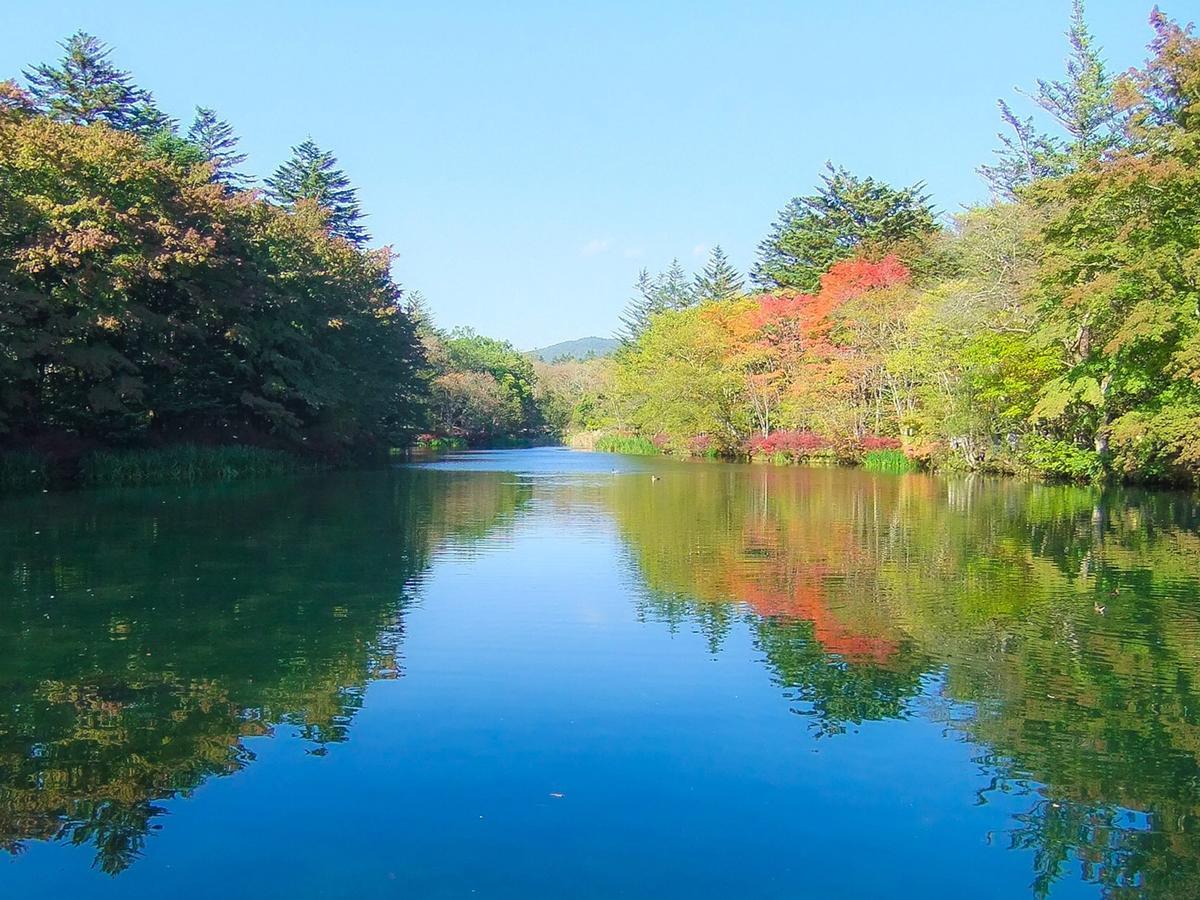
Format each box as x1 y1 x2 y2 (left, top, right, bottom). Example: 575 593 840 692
0 1 1169 348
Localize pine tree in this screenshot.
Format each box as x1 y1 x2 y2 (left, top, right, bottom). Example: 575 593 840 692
1032 0 1121 163
693 245 744 303
978 100 1063 198
266 139 368 245
658 258 695 310
617 260 701 342
403 289 435 335
752 164 936 291
187 107 250 187
618 269 662 343
979 1 1123 197
24 31 154 130
126 98 175 137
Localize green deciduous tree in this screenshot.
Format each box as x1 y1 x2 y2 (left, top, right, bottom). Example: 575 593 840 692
1025 12 1200 480
615 305 750 450
0 110 424 454
421 329 542 441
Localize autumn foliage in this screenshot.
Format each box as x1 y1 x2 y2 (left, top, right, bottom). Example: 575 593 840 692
0 95 424 460
608 8 1200 484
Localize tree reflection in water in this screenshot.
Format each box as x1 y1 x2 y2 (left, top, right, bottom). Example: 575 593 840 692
603 465 1200 896
1 459 1199 895
0 469 531 873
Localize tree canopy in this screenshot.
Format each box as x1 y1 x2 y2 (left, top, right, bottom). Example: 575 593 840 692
23 31 161 131
595 6 1200 486
266 139 369 245
187 106 250 187
751 164 938 291
979 0 1125 196
1 41 423 462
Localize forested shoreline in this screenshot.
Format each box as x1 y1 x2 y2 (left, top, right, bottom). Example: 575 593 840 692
2 4 1199 489
0 33 430 486
562 5 1200 486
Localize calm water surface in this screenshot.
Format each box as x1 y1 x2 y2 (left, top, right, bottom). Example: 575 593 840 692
2 448 1199 897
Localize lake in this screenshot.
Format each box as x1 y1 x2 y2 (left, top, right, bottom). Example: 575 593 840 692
2 447 1198 898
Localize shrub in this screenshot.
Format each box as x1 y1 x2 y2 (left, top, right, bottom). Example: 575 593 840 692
1020 435 1105 482
859 435 902 452
415 434 467 452
744 430 831 461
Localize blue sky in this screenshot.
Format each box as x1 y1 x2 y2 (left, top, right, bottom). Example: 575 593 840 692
0 1 1168 348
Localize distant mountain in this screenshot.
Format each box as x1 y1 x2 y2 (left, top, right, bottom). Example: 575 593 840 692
528 336 620 363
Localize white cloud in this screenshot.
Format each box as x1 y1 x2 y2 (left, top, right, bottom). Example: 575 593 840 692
623 247 643 259
580 238 611 257
691 243 709 258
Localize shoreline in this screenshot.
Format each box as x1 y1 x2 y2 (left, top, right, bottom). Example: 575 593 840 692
566 435 1200 490
0 444 330 495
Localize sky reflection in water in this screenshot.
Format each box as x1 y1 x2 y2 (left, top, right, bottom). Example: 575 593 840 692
1 448 1198 898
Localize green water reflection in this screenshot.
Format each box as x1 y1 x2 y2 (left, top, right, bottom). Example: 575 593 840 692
0 470 532 874
603 465 1200 896
0 455 1198 896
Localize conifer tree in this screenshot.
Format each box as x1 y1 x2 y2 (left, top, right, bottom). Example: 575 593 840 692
752 165 936 291
618 269 662 343
266 139 369 245
404 289 435 336
977 100 1063 197
1033 0 1122 162
127 99 175 137
693 246 744 303
980 1 1123 196
187 106 250 187
24 31 154 130
658 258 695 310
618 259 701 341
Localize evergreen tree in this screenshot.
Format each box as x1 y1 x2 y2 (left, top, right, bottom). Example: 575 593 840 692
618 269 662 343
24 31 153 130
1032 0 1121 162
266 139 369 245
693 245 744 303
404 289 434 334
977 100 1064 198
126 98 175 137
187 106 250 187
658 258 695 310
752 164 937 292
980 1 1123 197
617 260 700 342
